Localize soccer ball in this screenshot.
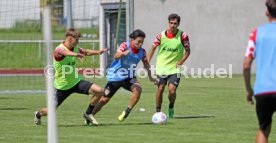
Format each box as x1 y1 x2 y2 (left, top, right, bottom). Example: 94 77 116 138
152 112 167 125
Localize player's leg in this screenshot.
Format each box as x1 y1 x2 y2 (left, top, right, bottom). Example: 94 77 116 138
74 80 104 125
156 75 167 112
83 83 104 125
92 81 121 116
85 83 104 115
118 78 142 122
255 94 276 143
167 74 180 118
256 124 271 143
167 83 177 118
34 108 46 125
34 89 72 125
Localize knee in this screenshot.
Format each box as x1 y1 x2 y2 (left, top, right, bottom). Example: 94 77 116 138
99 88 105 96
158 85 165 93
133 85 142 95
90 87 104 97
168 87 176 95
101 97 110 104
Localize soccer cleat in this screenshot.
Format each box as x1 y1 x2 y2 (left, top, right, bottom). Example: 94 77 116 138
84 118 90 125
168 108 174 118
34 111 42 125
118 111 127 122
83 113 99 126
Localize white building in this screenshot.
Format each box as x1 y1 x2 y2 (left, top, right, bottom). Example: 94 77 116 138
99 0 266 73
0 0 99 28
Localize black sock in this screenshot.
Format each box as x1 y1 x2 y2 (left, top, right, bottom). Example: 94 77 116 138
86 104 95 114
156 107 161 112
169 103 174 109
124 107 132 118
36 112 41 119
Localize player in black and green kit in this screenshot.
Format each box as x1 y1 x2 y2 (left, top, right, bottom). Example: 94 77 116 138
34 28 108 126
148 13 190 118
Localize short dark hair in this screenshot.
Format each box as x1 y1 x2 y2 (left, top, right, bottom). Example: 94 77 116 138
129 29 146 39
168 13 181 24
266 0 276 18
65 28 81 38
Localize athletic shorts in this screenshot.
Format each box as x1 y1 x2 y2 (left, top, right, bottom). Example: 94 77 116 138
55 80 93 107
157 74 180 87
255 94 276 130
103 78 139 98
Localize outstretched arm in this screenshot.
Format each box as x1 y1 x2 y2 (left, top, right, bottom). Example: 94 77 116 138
59 49 84 58
80 48 108 56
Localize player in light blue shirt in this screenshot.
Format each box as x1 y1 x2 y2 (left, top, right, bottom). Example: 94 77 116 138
243 0 276 142
91 29 157 123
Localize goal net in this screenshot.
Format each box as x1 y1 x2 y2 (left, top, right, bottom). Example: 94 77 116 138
0 0 100 94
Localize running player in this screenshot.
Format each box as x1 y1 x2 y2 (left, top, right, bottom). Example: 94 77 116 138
91 29 157 122
34 28 108 126
147 13 191 118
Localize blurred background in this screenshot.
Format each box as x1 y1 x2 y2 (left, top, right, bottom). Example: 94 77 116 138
0 0 266 93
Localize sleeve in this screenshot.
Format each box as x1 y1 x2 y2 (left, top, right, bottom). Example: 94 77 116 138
181 32 190 50
153 33 162 46
54 47 65 61
117 42 128 53
245 29 257 58
141 48 147 62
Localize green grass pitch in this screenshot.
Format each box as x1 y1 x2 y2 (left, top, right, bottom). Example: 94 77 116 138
0 75 275 143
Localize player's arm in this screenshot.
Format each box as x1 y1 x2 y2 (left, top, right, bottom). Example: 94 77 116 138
243 57 254 104
147 45 158 63
114 50 130 60
142 50 158 85
80 48 108 56
58 48 84 58
114 42 130 60
176 48 190 66
148 33 161 63
243 28 257 105
177 33 190 66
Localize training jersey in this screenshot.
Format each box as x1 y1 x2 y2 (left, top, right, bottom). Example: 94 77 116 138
245 22 276 96
153 30 190 75
106 42 147 81
53 42 83 90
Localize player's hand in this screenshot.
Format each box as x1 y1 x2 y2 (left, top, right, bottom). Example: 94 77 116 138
123 50 130 56
99 48 109 55
246 89 254 105
150 78 158 86
76 53 84 62
176 61 184 68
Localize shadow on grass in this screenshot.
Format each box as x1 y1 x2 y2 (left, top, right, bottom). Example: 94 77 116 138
0 97 22 100
0 107 27 110
58 122 153 127
58 124 90 127
173 115 215 119
99 122 153 126
56 116 215 127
